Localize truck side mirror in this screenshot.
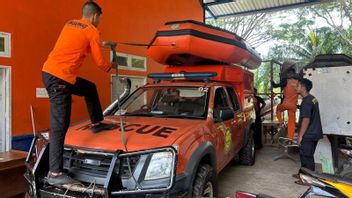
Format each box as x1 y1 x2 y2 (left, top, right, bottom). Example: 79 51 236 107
218 107 234 121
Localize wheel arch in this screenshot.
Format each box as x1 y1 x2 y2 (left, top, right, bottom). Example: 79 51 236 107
183 141 217 192
244 118 256 146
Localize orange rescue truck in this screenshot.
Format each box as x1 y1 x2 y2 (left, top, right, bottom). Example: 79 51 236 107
25 20 261 197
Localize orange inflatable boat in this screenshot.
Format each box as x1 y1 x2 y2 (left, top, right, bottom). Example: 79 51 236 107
147 20 262 69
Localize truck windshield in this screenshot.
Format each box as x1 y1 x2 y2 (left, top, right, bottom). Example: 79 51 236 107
115 86 209 119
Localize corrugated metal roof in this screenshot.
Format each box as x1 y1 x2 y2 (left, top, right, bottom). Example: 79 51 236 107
203 0 330 19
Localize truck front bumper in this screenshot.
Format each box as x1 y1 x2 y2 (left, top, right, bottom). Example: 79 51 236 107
25 171 190 197
24 136 179 197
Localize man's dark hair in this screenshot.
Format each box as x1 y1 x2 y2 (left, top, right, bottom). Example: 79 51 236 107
299 78 313 92
286 67 296 74
82 1 102 17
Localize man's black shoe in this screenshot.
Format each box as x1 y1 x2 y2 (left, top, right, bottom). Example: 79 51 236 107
91 123 116 133
47 173 80 186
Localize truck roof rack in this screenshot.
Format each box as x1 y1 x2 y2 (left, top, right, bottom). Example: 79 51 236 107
148 72 217 81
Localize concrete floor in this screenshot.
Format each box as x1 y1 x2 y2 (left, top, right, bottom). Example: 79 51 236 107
218 146 308 198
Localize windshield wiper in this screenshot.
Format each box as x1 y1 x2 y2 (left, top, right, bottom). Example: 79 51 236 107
153 114 204 119
124 112 155 117
124 112 204 119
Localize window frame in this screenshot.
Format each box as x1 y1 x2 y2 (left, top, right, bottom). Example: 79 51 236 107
0 32 11 58
130 55 146 70
213 86 233 122
213 87 230 108
111 86 210 120
226 86 241 113
111 51 147 72
0 66 12 152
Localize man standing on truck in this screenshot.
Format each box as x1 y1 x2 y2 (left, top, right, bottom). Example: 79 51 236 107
293 78 323 185
272 67 299 142
42 1 116 185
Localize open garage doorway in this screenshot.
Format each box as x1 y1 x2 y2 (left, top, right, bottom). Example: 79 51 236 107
0 66 11 152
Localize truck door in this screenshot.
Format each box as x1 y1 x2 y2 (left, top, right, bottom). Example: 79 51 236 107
226 87 245 154
213 87 236 169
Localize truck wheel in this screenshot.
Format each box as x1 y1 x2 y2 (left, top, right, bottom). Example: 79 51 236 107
192 164 217 198
239 133 255 166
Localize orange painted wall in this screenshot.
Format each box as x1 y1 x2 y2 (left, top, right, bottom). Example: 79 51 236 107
0 0 203 136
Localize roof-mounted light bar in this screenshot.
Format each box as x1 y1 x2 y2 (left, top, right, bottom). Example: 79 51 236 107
148 72 217 80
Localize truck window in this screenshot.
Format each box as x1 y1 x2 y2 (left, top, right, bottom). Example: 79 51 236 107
226 87 240 112
114 86 209 120
213 87 231 122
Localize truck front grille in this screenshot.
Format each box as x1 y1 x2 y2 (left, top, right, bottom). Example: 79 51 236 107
63 149 140 184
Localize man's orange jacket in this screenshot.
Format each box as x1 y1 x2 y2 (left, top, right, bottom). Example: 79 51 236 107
43 19 111 84
282 78 298 109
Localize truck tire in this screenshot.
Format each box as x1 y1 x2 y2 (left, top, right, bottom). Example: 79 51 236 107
239 133 255 166
192 164 217 198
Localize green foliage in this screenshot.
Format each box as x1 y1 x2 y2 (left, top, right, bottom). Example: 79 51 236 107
254 61 281 95
253 62 270 94
207 13 273 47
341 26 352 57
268 26 343 66
207 1 352 94
260 1 352 93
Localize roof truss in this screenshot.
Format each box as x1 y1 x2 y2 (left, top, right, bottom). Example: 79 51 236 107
201 0 331 19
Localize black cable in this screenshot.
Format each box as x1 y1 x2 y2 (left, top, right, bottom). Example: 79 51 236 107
115 42 175 47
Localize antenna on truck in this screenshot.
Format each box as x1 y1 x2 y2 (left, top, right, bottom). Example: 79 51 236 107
110 44 142 189
110 44 128 150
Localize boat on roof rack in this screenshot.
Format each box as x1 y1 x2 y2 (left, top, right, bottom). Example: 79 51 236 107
147 20 262 69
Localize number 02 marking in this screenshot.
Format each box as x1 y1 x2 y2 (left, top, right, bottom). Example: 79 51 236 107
199 87 209 93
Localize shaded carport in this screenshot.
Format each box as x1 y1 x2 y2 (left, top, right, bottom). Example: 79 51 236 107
197 1 342 197
200 0 331 19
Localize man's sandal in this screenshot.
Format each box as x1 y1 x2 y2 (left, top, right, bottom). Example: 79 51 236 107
294 179 310 186
292 174 300 179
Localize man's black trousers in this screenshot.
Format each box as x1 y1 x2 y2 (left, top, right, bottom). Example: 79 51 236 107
42 72 104 172
254 116 263 149
299 139 318 171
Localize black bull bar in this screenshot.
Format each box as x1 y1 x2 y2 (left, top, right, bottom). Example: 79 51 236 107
24 135 177 197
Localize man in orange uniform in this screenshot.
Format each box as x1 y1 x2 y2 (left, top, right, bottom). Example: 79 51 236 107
42 1 116 185
273 68 299 141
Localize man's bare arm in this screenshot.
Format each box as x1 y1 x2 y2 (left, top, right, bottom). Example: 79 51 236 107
297 118 310 145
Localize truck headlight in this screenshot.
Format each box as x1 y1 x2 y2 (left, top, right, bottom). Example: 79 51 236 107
144 151 173 180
